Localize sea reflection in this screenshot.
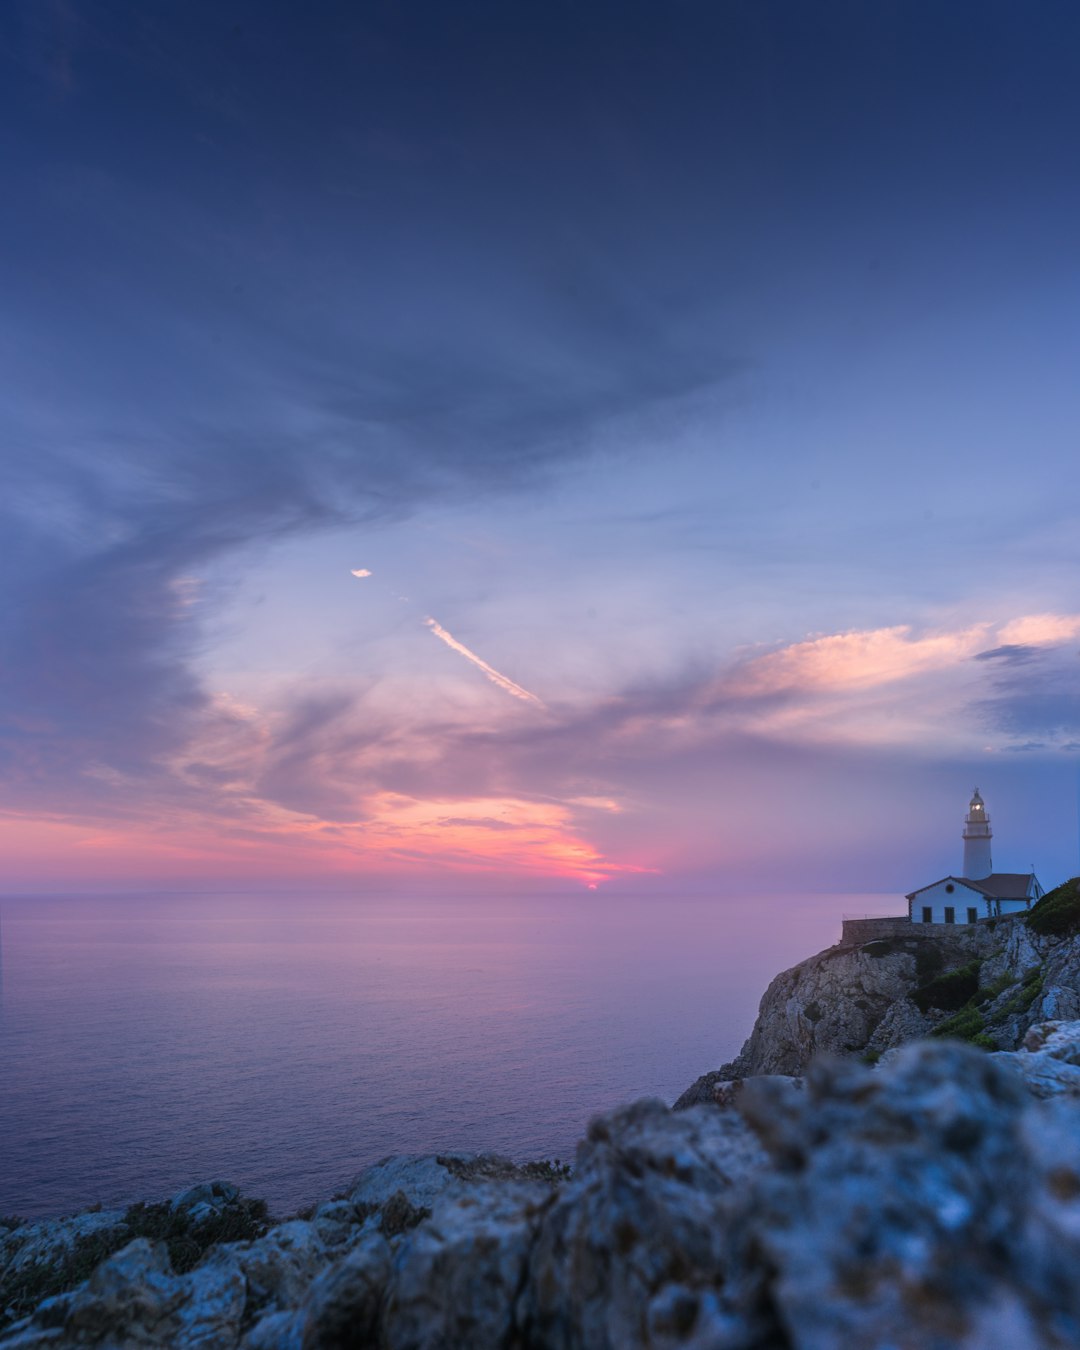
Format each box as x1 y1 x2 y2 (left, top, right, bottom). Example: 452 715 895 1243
0 890 903 1217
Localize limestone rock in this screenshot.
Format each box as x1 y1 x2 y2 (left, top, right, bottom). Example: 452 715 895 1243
864 996 935 1054
521 1098 767 1349
1 1210 128 1291
723 1040 1080 1348
298 1233 391 1350
384 1180 549 1348
674 1072 803 1112
993 1019 1080 1098
3 1239 247 1349
170 1181 241 1228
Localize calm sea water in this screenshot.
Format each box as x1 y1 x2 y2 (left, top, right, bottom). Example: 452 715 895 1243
0 891 902 1219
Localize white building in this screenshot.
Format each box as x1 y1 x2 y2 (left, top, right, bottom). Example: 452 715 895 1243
906 789 1044 925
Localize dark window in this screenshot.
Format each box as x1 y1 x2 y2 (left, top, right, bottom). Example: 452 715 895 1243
944 907 955 924
967 908 977 924
945 883 955 893
922 907 932 923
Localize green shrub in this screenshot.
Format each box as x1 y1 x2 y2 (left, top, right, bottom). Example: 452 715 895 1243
521 1159 573 1185
1027 878 1080 936
804 1001 823 1023
930 1005 987 1043
990 968 1044 1022
912 959 983 1013
978 973 1017 1005
914 943 946 983
121 1197 269 1274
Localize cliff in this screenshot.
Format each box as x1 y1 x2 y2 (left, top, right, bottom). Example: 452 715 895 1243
676 878 1080 1108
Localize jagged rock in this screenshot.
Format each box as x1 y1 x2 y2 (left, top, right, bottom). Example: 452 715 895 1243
865 996 935 1054
724 1041 1074 1348
1033 939 1080 1023
993 1020 1080 1098
674 1072 803 1112
724 941 923 1075
981 922 1045 989
3 1239 247 1349
0 1211 128 1291
223 1221 327 1319
521 1098 767 1349
384 1180 549 1348
346 1151 527 1216
171 1181 241 1227
298 1234 391 1350
240 1233 392 1350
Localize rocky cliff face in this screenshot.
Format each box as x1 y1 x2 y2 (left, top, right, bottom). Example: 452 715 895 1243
7 1026 1080 1348
676 907 1080 1108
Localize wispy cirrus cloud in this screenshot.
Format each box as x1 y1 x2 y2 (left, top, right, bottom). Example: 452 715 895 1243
424 618 546 709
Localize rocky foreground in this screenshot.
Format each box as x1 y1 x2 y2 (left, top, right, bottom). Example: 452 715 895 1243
4 1021 1080 1348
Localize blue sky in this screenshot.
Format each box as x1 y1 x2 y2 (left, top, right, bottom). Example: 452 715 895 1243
2 1 1079 892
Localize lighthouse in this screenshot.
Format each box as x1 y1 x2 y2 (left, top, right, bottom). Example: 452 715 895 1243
962 788 992 880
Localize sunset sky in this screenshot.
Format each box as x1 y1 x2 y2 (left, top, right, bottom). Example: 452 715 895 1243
2 1 1079 894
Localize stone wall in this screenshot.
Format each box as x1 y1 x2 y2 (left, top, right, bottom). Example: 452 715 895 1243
839 915 911 945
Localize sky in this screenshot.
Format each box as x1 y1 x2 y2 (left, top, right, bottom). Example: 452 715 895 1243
1 0 1079 896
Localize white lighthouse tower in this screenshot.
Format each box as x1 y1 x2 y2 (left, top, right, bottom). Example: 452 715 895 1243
962 788 993 879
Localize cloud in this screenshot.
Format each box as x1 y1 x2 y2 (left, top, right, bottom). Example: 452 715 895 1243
350 568 372 578
999 614 1080 646
424 618 546 709
725 624 990 697
974 644 1042 664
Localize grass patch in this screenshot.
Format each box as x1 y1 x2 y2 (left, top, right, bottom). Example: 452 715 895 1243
929 1005 987 1043
978 973 1017 1005
912 959 983 1013
990 968 1044 1022
1027 877 1080 936
928 963 1047 1049
0 1197 269 1330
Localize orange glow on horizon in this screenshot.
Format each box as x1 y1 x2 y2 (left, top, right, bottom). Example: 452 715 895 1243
0 791 648 889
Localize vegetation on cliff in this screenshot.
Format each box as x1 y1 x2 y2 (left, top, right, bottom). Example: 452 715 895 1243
1027 875 1080 936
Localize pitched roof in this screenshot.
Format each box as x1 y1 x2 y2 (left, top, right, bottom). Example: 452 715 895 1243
964 872 1037 899
905 872 1037 901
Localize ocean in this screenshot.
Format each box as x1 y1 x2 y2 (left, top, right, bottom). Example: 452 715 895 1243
0 891 903 1218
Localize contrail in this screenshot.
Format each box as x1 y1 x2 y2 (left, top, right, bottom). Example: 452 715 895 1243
424 617 546 709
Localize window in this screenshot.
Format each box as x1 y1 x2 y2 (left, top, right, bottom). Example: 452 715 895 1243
967 908 977 924
922 907 932 923
944 907 955 924
945 883 955 894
